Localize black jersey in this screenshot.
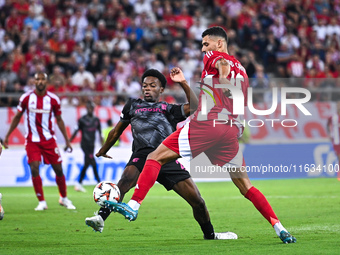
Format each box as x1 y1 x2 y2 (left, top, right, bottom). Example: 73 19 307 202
120 98 186 152
77 114 101 147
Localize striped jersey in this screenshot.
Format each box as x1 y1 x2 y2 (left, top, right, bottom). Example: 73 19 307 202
327 114 340 145
17 90 62 143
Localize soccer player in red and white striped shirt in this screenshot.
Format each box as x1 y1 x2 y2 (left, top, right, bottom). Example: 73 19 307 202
4 72 76 211
327 101 340 180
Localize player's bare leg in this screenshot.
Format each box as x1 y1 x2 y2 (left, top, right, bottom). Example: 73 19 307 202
52 163 76 209
173 178 237 239
30 161 47 210
230 168 296 243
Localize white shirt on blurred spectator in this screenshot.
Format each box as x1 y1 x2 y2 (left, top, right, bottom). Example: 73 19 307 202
72 65 95 87
306 55 325 72
69 9 89 42
313 21 328 41
29 0 44 21
326 19 340 37
0 34 15 53
223 0 243 18
146 54 164 72
178 53 198 81
110 32 130 51
189 19 206 42
134 0 152 14
280 33 300 51
116 77 141 98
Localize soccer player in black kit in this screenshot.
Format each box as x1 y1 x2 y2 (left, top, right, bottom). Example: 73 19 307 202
85 68 237 240
70 101 103 192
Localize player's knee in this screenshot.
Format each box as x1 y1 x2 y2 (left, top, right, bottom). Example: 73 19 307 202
147 151 159 161
192 196 206 211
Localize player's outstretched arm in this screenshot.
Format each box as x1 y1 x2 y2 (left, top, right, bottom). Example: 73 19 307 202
96 121 129 159
69 128 79 144
4 111 24 149
170 67 198 116
56 115 73 153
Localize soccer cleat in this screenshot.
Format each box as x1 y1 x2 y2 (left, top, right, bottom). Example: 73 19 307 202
74 183 86 192
85 215 104 233
59 197 76 210
35 201 48 211
214 232 238 240
104 200 138 221
279 230 297 244
204 232 238 240
0 193 4 220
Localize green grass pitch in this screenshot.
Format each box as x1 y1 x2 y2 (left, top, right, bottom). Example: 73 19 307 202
0 178 339 255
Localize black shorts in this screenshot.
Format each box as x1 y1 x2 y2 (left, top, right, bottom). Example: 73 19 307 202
126 149 191 191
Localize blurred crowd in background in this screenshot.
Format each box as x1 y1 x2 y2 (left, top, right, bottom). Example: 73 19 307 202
0 0 340 107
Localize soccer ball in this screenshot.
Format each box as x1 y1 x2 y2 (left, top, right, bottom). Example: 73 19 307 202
93 181 120 207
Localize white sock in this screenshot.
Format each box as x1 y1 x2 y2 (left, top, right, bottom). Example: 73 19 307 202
273 222 287 237
127 200 140 211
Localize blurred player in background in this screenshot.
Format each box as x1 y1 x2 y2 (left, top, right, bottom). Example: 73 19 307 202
108 27 296 244
69 101 103 192
3 72 76 211
85 68 237 239
326 101 340 181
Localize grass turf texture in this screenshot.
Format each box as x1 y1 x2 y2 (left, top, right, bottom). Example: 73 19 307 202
0 178 338 255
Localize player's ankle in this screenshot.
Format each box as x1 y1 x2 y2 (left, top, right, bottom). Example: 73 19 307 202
127 200 140 211
273 221 287 237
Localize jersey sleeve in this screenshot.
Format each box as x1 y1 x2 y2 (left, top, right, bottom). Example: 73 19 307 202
204 51 224 72
167 104 187 123
17 93 29 112
120 98 133 123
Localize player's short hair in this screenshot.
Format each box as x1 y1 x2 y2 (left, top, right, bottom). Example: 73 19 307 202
34 72 48 79
202 26 228 44
141 69 167 88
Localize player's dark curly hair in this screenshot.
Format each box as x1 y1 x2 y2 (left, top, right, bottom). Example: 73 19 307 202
141 69 167 88
202 26 228 44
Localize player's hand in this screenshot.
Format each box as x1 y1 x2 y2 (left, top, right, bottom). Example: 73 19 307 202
64 143 73 153
219 77 232 97
3 137 9 149
96 151 112 159
170 67 186 83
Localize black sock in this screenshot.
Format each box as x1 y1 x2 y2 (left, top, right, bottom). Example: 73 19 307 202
200 221 215 239
98 207 111 221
